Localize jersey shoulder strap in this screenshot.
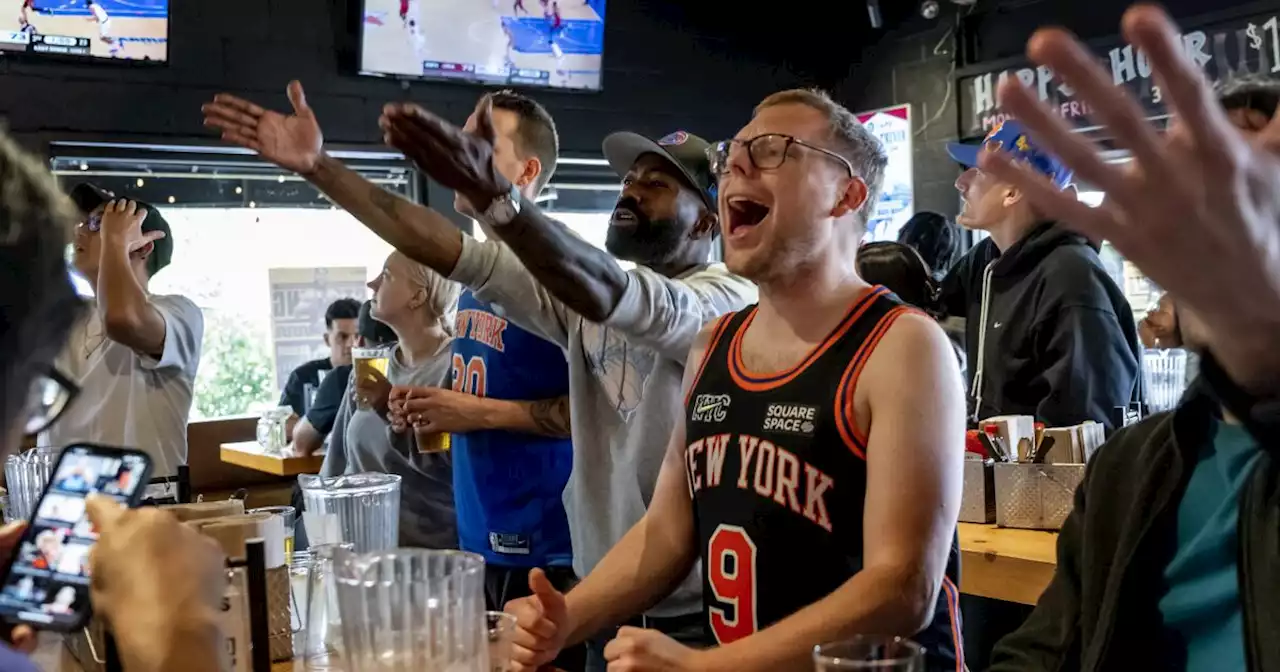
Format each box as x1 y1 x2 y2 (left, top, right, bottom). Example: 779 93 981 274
683 308 751 406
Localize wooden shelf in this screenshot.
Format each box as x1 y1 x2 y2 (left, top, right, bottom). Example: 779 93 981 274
220 441 324 477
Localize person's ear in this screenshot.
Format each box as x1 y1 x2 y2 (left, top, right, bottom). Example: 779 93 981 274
410 287 428 310
831 177 869 218
691 208 719 240
323 332 332 347
1003 185 1024 207
133 241 155 261
519 157 543 191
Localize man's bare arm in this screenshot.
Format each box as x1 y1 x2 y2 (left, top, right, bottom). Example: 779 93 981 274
703 313 965 672
304 154 466 276
292 417 325 456
470 395 572 438
98 240 166 358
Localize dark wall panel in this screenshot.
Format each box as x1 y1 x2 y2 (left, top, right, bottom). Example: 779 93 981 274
0 0 828 157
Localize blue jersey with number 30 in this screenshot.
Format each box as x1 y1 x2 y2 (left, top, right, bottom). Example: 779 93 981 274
450 290 574 568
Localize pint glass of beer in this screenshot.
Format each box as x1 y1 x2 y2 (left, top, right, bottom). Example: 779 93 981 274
351 346 391 411
414 425 452 454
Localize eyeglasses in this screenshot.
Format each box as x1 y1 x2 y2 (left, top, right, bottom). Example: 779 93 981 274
78 211 103 233
23 367 79 437
707 133 856 178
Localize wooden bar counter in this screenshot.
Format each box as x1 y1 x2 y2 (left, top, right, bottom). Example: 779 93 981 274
220 441 324 478
958 523 1059 605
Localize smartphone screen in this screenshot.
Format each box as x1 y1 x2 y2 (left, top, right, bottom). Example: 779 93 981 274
0 444 152 630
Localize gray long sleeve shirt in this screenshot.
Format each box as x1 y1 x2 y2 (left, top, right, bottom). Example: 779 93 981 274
450 235 757 618
320 342 457 550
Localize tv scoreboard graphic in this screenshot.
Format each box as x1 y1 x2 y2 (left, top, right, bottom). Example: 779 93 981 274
0 30 91 55
421 59 551 86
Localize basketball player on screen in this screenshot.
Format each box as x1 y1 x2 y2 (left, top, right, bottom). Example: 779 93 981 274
505 90 965 672
512 0 527 15
546 0 564 81
18 0 46 36
85 0 120 56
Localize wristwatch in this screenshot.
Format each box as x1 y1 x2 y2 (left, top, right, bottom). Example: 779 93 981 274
478 182 522 227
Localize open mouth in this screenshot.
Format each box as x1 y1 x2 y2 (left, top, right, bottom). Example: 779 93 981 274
725 196 770 235
610 207 639 227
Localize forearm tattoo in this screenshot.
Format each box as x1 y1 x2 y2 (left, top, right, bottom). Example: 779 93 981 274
529 396 572 437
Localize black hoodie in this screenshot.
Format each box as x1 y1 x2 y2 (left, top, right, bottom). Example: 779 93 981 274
940 222 1142 430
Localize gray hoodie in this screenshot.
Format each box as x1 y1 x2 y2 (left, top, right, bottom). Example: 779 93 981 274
450 236 756 618
320 342 456 550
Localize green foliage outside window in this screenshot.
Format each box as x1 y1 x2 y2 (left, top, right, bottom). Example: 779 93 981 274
192 311 275 420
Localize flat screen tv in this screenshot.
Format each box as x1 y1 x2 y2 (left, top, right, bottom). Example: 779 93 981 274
0 0 168 62
359 0 605 91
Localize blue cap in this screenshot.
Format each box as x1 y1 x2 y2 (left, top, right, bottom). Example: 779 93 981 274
946 121 1074 189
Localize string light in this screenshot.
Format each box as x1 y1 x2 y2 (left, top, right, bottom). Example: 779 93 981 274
136 178 145 187
167 196 176 204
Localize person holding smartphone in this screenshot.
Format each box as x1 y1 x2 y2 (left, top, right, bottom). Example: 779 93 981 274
0 126 225 669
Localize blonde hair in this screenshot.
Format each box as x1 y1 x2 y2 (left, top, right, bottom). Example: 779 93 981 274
402 255 461 336
755 88 888 226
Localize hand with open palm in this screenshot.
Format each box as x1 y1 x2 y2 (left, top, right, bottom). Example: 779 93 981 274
202 80 324 175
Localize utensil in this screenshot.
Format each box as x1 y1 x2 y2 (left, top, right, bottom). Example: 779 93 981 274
1031 436 1056 464
813 636 925 671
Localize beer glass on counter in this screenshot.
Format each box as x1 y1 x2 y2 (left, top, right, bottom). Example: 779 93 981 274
352 346 391 412
813 636 925 671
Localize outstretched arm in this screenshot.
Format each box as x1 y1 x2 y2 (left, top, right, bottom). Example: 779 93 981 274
380 99 630 323
202 82 577 345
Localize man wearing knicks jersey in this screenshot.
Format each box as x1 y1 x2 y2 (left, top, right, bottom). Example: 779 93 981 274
505 89 965 672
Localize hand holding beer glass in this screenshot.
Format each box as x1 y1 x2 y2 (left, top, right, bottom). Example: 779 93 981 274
351 346 392 413
391 386 456 454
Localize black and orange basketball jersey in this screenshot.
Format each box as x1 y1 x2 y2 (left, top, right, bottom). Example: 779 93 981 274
683 286 963 671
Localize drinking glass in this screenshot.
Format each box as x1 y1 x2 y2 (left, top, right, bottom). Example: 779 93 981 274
352 347 392 411
486 611 516 672
813 636 925 671
299 473 400 553
302 543 354 670
336 549 487 671
250 505 297 565
3 448 54 523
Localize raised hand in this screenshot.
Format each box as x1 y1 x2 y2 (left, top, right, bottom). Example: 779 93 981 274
378 100 512 209
99 199 163 255
202 80 324 175
504 568 570 671
979 4 1280 393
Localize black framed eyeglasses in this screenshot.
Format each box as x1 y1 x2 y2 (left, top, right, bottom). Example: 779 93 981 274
707 133 856 178
23 367 79 437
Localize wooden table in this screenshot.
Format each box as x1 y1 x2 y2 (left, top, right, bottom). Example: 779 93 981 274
220 441 324 477
958 523 1059 605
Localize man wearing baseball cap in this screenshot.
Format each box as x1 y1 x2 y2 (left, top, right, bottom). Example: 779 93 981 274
41 184 204 480
938 120 1140 430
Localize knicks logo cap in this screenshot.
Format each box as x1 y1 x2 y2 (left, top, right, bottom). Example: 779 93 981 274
945 120 1074 189
602 129 717 209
